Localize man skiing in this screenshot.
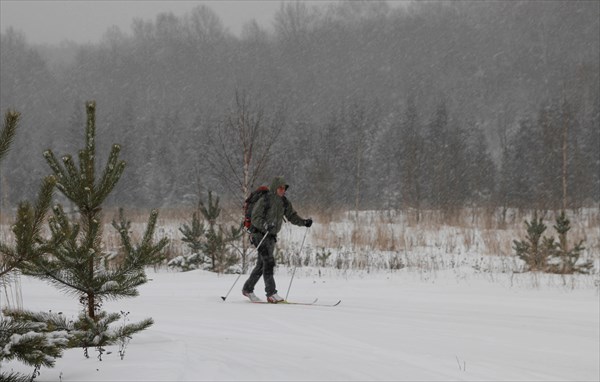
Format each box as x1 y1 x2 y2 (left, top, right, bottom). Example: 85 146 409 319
242 176 312 303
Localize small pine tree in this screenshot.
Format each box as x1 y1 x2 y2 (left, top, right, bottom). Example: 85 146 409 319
0 110 56 278
513 212 550 271
547 212 592 274
0 176 55 278
179 212 205 256
171 191 241 273
17 101 168 356
199 191 241 273
0 110 69 381
170 212 206 271
513 211 593 274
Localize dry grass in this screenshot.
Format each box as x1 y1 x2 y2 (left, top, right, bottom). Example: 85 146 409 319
1 206 598 269
303 207 600 259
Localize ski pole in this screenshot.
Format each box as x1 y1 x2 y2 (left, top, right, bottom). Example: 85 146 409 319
285 225 309 301
221 232 269 301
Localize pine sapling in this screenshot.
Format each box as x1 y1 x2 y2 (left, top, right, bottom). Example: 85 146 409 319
19 101 167 356
513 212 550 272
173 191 241 273
547 212 592 274
170 212 206 271
0 110 71 381
199 191 242 273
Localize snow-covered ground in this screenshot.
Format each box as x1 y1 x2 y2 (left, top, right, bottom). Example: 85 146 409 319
2 265 599 381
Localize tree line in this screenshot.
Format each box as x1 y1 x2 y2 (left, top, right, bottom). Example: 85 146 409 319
1 0 598 213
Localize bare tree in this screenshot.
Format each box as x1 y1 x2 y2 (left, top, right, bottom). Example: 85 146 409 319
206 90 284 271
560 97 574 212
273 1 318 43
398 98 421 210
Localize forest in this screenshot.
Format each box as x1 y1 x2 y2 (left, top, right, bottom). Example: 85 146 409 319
1 0 598 213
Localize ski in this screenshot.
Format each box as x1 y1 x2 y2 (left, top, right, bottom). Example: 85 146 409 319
250 298 317 305
307 300 341 307
250 298 341 307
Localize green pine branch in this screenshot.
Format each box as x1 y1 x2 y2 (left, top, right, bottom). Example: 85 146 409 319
111 207 134 254
0 309 72 368
0 110 20 162
199 191 221 224
71 310 153 350
0 371 34 382
42 101 125 213
0 176 56 278
179 212 205 253
115 208 169 271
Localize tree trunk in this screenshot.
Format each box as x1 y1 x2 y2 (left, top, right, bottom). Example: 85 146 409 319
87 292 95 319
562 102 569 212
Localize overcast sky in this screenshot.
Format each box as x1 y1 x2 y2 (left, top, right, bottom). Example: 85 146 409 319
0 0 306 45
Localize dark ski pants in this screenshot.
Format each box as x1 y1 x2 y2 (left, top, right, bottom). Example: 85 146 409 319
243 235 277 296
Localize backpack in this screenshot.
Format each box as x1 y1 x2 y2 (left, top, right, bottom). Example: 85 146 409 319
242 186 289 233
242 186 270 233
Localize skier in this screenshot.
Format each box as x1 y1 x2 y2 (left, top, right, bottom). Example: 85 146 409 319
242 176 312 303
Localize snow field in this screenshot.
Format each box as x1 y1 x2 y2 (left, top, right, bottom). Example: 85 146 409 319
3 266 598 381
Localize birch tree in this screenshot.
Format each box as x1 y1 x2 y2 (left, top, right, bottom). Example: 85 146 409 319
206 90 283 271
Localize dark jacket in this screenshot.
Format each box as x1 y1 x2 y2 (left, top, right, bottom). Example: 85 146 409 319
251 176 305 236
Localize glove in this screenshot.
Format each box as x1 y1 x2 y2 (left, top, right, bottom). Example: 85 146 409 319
263 222 275 234
304 218 313 228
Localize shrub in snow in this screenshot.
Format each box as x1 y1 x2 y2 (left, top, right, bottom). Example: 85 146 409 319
168 253 204 271
513 212 550 271
177 212 206 270
513 211 594 274
175 191 241 273
545 212 593 274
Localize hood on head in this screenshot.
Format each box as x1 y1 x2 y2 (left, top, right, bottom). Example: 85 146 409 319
270 176 289 192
